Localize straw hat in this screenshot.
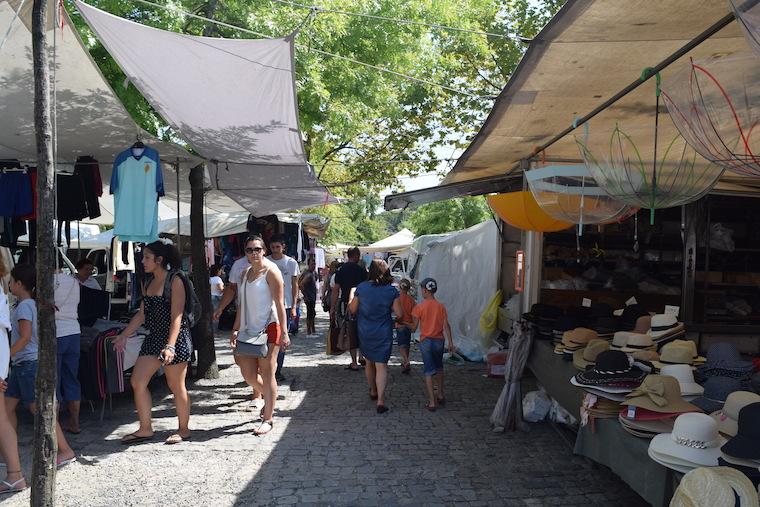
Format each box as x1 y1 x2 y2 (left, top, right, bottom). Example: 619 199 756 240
650 413 725 469
611 331 636 350
669 467 758 507
620 333 656 353
711 391 760 437
648 314 685 340
659 364 704 397
561 328 598 351
625 375 700 414
631 349 660 362
653 341 702 369
573 339 610 370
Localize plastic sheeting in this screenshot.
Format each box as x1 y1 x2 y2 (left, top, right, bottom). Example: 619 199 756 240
486 192 572 232
75 1 332 215
360 229 415 254
662 52 760 178
413 220 499 358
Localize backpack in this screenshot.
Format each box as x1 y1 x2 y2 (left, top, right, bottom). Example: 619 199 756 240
161 270 202 329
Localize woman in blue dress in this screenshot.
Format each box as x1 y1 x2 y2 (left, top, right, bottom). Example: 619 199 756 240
348 259 402 414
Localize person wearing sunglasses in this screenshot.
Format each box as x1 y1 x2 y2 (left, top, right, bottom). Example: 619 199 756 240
231 236 289 435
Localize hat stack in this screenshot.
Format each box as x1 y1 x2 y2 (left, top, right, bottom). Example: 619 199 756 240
652 340 705 370
526 304 564 341
584 395 624 419
669 467 758 507
554 328 598 359
571 350 648 406
647 314 685 347
619 375 701 438
573 338 610 371
648 413 726 472
696 343 755 382
587 303 618 340
619 333 657 354
617 304 650 332
551 314 583 347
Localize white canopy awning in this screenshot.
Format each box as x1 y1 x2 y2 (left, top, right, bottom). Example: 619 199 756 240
75 0 333 215
360 228 415 254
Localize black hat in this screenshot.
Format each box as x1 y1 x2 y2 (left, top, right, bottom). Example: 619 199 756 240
574 350 646 385
553 314 582 333
590 302 614 318
590 315 620 335
619 304 649 331
722 402 760 460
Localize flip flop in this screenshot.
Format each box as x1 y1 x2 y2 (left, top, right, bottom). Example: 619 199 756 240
56 456 77 468
0 478 26 494
376 405 389 414
120 433 154 445
164 434 190 445
344 365 360 371
253 420 274 436
425 402 436 412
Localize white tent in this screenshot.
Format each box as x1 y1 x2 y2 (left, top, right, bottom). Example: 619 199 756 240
75 1 333 215
360 228 415 254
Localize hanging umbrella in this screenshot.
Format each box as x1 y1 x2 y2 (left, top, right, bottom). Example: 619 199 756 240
486 191 573 233
491 320 533 432
661 52 760 178
731 0 760 59
525 164 638 233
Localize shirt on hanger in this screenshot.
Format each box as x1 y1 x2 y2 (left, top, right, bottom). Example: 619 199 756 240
110 146 164 243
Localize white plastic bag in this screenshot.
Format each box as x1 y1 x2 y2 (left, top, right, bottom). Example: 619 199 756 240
549 399 577 426
522 389 552 422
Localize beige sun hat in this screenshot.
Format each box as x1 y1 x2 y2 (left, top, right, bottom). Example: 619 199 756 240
632 349 660 362
620 333 656 353
561 328 598 351
711 391 760 437
653 341 704 369
669 467 758 507
625 375 700 414
573 339 610 370
611 331 635 349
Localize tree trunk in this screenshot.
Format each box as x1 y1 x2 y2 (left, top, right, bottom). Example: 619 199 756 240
31 0 58 505
189 164 218 379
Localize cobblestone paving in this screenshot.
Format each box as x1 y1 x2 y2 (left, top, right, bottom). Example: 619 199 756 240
6 309 647 506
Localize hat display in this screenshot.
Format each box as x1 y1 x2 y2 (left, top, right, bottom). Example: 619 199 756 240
573 339 610 370
624 375 700 414
659 364 704 397
585 395 622 419
649 413 726 470
618 304 650 331
561 328 598 351
691 377 747 413
722 402 760 460
711 391 760 437
697 343 754 380
619 333 656 353
574 350 647 386
648 314 685 340
669 467 759 507
610 331 633 350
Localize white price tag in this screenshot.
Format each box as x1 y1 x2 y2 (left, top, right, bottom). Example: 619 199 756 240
664 305 680 317
582 298 592 308
626 405 636 420
625 297 638 306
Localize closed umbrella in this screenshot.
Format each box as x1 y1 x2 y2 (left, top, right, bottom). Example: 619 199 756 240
491 319 533 432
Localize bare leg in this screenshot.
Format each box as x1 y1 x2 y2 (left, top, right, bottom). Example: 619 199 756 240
435 371 445 402
4 397 18 431
164 363 191 438
237 356 264 395
66 400 80 433
259 344 279 422
399 347 410 368
364 360 377 397
375 363 388 407
0 393 25 491
424 376 436 408
349 348 358 368
127 356 162 437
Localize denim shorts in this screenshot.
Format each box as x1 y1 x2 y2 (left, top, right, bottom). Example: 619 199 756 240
6 360 38 407
395 326 412 348
419 338 444 376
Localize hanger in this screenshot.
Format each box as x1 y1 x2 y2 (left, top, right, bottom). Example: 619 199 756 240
131 134 145 157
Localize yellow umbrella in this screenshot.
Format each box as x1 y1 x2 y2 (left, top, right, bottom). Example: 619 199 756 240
487 191 573 232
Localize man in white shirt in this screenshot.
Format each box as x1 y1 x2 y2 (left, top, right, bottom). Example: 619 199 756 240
267 235 299 382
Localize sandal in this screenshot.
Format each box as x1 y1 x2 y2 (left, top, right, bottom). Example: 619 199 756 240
425 402 437 412
253 420 274 436
165 433 190 445
56 455 77 468
376 405 388 414
344 364 360 371
0 476 26 495
120 432 154 445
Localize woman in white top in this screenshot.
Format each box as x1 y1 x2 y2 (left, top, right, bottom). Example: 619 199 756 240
209 264 224 332
231 236 289 435
0 257 26 494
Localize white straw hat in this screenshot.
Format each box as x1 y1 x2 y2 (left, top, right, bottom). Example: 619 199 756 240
660 364 704 397
649 413 725 469
669 466 758 507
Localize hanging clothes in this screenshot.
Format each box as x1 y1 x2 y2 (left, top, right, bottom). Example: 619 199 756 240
56 172 89 221
110 145 164 243
19 168 37 220
74 156 103 220
0 160 32 217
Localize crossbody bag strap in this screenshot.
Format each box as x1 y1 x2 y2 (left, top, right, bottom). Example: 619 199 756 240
239 266 252 332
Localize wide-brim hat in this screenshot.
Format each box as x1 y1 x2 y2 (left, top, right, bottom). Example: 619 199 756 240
647 447 694 473
631 349 660 362
721 402 760 460
669 467 759 507
573 339 610 370
620 333 656 353
625 375 700 414
574 350 646 386
690 377 746 414
570 378 628 400
648 313 684 339
699 342 754 373
710 391 760 437
649 413 725 468
611 331 637 350
620 413 676 434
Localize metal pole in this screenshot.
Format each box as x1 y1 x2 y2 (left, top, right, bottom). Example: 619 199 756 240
176 158 181 258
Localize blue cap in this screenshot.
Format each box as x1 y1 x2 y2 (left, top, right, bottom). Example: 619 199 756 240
420 277 437 293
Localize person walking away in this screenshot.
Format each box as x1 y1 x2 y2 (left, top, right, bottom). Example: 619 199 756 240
299 257 318 336
54 271 83 433
395 279 416 373
3 265 76 465
0 257 25 494
266 236 299 382
348 260 402 414
322 260 340 313
114 240 193 445
330 247 367 371
75 258 101 290
209 264 224 333
410 278 455 411
231 236 289 435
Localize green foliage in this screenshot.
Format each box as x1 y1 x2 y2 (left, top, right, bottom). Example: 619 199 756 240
402 196 492 235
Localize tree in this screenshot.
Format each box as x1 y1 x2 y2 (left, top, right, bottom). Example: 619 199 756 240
31 0 58 504
402 196 492 235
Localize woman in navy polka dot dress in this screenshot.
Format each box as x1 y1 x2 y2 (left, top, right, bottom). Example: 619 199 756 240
114 240 193 445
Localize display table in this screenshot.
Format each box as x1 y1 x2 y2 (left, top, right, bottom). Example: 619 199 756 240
574 416 680 506
526 339 582 416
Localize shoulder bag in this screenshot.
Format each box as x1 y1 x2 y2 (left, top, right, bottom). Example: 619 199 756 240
235 267 272 358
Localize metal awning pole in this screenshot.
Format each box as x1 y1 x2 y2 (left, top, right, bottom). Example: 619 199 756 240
176 158 181 257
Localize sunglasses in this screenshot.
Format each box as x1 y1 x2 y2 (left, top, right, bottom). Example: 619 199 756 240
245 247 264 254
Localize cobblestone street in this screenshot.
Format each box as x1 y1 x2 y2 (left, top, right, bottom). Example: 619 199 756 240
6 309 647 506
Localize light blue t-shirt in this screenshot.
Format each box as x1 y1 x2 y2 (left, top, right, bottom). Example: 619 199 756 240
110 146 164 243
11 298 38 365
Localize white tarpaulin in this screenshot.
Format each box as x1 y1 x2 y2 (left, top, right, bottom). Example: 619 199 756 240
75 1 333 215
414 221 499 359
360 228 415 254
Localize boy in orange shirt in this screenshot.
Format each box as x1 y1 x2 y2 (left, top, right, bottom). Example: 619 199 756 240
410 278 454 411
395 279 416 374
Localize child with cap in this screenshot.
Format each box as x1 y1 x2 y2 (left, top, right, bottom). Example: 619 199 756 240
410 278 455 411
395 279 416 374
